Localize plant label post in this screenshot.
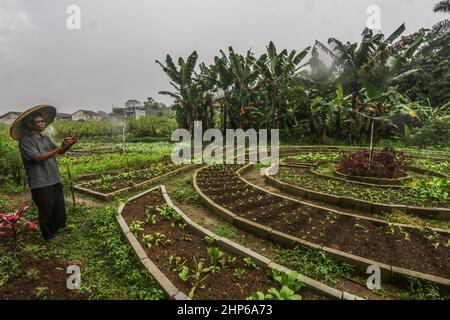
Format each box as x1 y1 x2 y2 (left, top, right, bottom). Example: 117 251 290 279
121 122 130 170
352 110 382 171
67 167 76 206
369 119 374 171
122 122 126 155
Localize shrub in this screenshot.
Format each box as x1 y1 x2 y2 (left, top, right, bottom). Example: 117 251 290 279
408 120 450 148
337 147 406 178
0 204 38 244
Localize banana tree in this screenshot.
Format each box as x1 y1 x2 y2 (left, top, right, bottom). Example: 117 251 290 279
226 47 260 129
156 51 204 133
255 41 310 129
361 32 425 137
316 24 413 143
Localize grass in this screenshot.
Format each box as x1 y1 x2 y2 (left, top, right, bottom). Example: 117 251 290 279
396 277 446 300
375 210 450 230
161 176 201 204
278 167 449 207
215 223 245 245
0 203 164 300
274 246 353 287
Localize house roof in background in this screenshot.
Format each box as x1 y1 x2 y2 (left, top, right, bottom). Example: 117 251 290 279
72 109 98 116
0 111 22 118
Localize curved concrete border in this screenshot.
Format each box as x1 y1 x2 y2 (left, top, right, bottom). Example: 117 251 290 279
75 164 199 200
117 184 365 300
279 146 450 162
333 169 411 186
266 163 450 221
300 162 409 189
117 185 189 300
193 165 450 291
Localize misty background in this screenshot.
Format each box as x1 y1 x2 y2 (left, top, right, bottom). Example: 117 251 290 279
0 0 445 115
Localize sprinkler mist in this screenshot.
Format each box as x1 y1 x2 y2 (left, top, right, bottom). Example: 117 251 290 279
119 120 130 170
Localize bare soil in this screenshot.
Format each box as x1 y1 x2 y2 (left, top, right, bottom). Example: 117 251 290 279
121 189 327 300
196 165 450 279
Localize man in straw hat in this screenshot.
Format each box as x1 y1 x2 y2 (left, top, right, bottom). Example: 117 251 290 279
10 105 78 241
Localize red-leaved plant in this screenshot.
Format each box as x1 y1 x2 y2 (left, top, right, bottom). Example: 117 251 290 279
0 204 38 244
337 148 407 178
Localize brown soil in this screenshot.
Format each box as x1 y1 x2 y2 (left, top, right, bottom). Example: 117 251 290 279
121 189 327 300
0 248 84 300
79 163 183 193
196 165 450 279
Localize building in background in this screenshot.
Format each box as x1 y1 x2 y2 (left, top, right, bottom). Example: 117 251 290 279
124 100 145 119
56 113 72 120
0 111 22 124
72 109 100 121
108 106 125 120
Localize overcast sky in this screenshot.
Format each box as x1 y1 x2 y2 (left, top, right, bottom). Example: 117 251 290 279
0 0 445 115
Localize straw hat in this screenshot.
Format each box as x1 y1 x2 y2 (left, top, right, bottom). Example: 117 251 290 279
10 105 57 140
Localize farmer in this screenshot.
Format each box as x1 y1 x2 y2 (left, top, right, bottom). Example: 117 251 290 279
10 105 78 240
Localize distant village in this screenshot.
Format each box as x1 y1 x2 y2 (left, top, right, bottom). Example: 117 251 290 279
0 99 172 124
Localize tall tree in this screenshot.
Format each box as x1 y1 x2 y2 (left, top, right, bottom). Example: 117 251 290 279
316 24 415 143
255 41 310 129
156 52 203 133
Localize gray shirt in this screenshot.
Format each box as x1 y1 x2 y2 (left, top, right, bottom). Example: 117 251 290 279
19 133 62 190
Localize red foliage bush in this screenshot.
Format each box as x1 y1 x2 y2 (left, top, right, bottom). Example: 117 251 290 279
337 148 407 178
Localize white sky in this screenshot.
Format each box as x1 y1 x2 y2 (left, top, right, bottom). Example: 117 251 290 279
0 0 446 115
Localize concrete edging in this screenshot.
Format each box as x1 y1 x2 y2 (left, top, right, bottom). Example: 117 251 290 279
117 184 363 300
161 185 364 300
117 185 187 300
193 165 450 291
75 164 199 201
265 163 450 221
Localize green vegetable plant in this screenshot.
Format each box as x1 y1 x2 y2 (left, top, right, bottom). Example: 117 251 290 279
129 220 144 235
203 236 215 245
142 234 154 249
207 247 226 272
154 233 170 246
156 205 172 220
269 270 304 292
234 268 246 280
145 213 157 226
243 257 257 269
178 266 189 282
248 286 302 300
35 286 49 300
168 255 187 272
26 268 40 281
188 257 211 299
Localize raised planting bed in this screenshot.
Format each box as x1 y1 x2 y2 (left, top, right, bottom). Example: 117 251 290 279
333 168 411 185
274 165 450 210
74 163 197 200
311 162 446 187
116 186 357 300
193 165 450 289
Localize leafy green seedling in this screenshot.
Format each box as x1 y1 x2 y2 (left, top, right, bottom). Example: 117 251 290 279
234 268 246 280
178 266 189 282
243 257 257 269
130 220 144 235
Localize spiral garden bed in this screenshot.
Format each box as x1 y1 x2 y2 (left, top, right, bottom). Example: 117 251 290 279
117 186 361 300
74 163 196 200
193 164 450 291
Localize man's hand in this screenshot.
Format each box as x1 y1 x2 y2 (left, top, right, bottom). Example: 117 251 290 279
59 135 78 155
61 135 78 149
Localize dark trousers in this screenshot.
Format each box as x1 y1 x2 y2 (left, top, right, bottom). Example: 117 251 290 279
31 183 67 240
